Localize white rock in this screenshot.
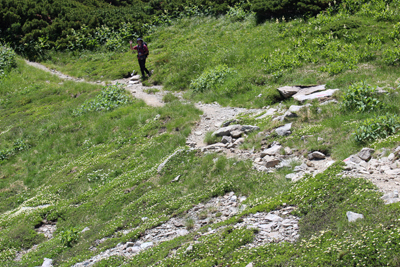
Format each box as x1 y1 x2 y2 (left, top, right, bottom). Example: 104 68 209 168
140 242 154 249
263 156 281 168
194 131 203 136
213 125 241 136
293 89 339 102
346 211 364 222
172 175 181 182
265 214 283 222
42 258 53 267
275 123 292 136
81 227 90 233
221 136 233 144
245 262 254 267
309 151 326 160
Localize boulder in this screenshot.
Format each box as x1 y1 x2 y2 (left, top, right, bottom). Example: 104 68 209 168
308 151 326 160
277 86 301 98
260 145 282 157
245 263 254 267
263 156 281 168
358 148 375 161
289 105 307 113
346 211 364 222
213 125 241 136
231 130 243 138
234 138 245 146
221 136 233 144
275 123 292 136
284 147 293 155
241 125 260 133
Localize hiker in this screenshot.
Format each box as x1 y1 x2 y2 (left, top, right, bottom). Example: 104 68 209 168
130 38 151 79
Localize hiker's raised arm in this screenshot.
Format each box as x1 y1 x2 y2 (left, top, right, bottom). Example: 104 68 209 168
129 40 134 51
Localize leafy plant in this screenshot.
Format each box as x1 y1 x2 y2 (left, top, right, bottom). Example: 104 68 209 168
341 82 382 113
353 115 400 143
226 4 248 22
60 228 79 247
0 139 29 161
190 65 236 93
162 93 179 103
0 45 16 78
73 83 131 115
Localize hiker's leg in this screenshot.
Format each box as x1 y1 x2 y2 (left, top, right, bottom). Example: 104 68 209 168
143 58 150 75
138 59 146 77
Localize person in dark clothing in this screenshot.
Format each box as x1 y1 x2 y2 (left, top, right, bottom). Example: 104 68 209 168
130 38 151 79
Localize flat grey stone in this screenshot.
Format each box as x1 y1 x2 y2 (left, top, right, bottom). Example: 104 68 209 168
292 85 326 97
213 125 241 136
277 86 301 98
275 123 292 136
289 105 305 113
293 89 339 102
346 211 364 222
245 262 254 267
172 175 181 182
241 125 260 133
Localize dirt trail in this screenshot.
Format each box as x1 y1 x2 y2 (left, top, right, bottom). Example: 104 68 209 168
25 60 252 148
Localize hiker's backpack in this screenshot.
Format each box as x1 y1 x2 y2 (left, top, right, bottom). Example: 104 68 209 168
144 42 149 56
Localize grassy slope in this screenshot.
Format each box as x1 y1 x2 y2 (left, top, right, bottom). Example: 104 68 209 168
2 3 400 267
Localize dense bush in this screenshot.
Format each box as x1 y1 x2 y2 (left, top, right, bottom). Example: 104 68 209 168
0 45 16 77
251 0 331 21
0 139 29 161
190 65 236 93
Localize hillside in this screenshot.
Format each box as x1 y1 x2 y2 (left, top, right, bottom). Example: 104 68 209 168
1 0 400 266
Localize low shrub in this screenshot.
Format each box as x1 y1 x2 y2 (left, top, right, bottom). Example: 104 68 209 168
0 139 29 161
190 65 236 93
73 83 131 115
341 82 382 113
60 227 79 247
353 115 400 143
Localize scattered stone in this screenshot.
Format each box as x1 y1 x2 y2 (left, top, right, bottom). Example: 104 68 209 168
346 211 364 222
256 108 277 120
277 86 301 98
320 99 338 105
158 149 184 174
221 136 233 144
275 123 292 136
186 141 197 148
292 85 326 97
194 131 203 136
234 138 245 146
213 125 241 137
260 145 282 157
263 156 281 168
241 125 260 133
245 263 254 267
381 191 400 204
358 148 375 161
231 130 243 138
284 147 293 155
81 227 90 233
172 175 181 182
130 75 141 81
308 151 326 160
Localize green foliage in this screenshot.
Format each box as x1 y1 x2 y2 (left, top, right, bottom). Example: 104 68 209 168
204 131 220 145
0 45 16 78
382 47 400 65
190 65 236 93
354 115 400 143
0 139 29 161
251 0 330 21
341 82 382 113
60 227 79 247
73 83 131 115
162 92 179 103
226 4 250 22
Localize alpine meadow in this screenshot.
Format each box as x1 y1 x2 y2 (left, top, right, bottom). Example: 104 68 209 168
2 0 400 266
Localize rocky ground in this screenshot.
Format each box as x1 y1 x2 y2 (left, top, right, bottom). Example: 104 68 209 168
73 192 299 267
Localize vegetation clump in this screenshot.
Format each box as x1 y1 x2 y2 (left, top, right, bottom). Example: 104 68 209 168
341 82 382 113
0 45 16 78
73 83 131 115
354 115 400 143
190 65 236 93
